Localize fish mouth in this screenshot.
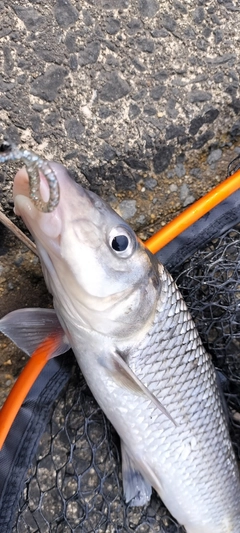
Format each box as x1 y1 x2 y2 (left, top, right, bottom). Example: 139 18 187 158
13 162 103 261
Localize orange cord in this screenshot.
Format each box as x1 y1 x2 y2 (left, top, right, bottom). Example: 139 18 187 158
146 169 240 254
0 334 61 450
0 169 239 450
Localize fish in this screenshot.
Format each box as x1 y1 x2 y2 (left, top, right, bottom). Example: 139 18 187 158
1 159 240 533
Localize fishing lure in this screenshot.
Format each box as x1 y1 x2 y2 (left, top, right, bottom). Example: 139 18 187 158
0 142 59 212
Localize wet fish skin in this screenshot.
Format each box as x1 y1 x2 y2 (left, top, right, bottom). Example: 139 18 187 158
11 163 240 532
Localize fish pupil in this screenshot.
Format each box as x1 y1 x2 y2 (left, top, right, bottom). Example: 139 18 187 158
111 235 129 251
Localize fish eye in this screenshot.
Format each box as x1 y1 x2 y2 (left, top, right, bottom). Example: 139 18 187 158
109 226 136 258
111 235 129 251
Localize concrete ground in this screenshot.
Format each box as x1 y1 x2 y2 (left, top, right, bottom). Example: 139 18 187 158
0 0 240 402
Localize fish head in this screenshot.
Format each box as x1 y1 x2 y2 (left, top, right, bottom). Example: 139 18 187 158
13 164 161 339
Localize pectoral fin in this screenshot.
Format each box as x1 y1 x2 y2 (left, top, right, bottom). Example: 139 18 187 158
0 308 70 357
121 440 152 506
99 350 176 426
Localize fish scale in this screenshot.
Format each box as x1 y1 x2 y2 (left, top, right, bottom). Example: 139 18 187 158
122 267 240 533
60 265 240 533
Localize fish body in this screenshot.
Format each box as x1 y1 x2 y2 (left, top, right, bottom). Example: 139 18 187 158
60 268 240 533
3 162 240 532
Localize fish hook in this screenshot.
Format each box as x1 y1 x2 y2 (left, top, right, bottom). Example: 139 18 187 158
0 141 60 213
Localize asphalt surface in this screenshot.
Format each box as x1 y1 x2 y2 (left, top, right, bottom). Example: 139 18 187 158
0 0 240 401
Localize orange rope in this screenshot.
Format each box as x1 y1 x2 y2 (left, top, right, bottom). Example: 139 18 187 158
0 334 60 450
146 170 240 254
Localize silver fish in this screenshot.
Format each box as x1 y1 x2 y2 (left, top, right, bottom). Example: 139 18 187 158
1 160 240 533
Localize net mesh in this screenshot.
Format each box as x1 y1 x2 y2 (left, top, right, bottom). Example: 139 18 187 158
12 224 240 533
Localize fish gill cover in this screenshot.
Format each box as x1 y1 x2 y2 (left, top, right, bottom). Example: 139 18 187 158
7 222 240 533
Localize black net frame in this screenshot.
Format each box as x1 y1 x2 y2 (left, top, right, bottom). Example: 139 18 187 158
6 221 240 533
